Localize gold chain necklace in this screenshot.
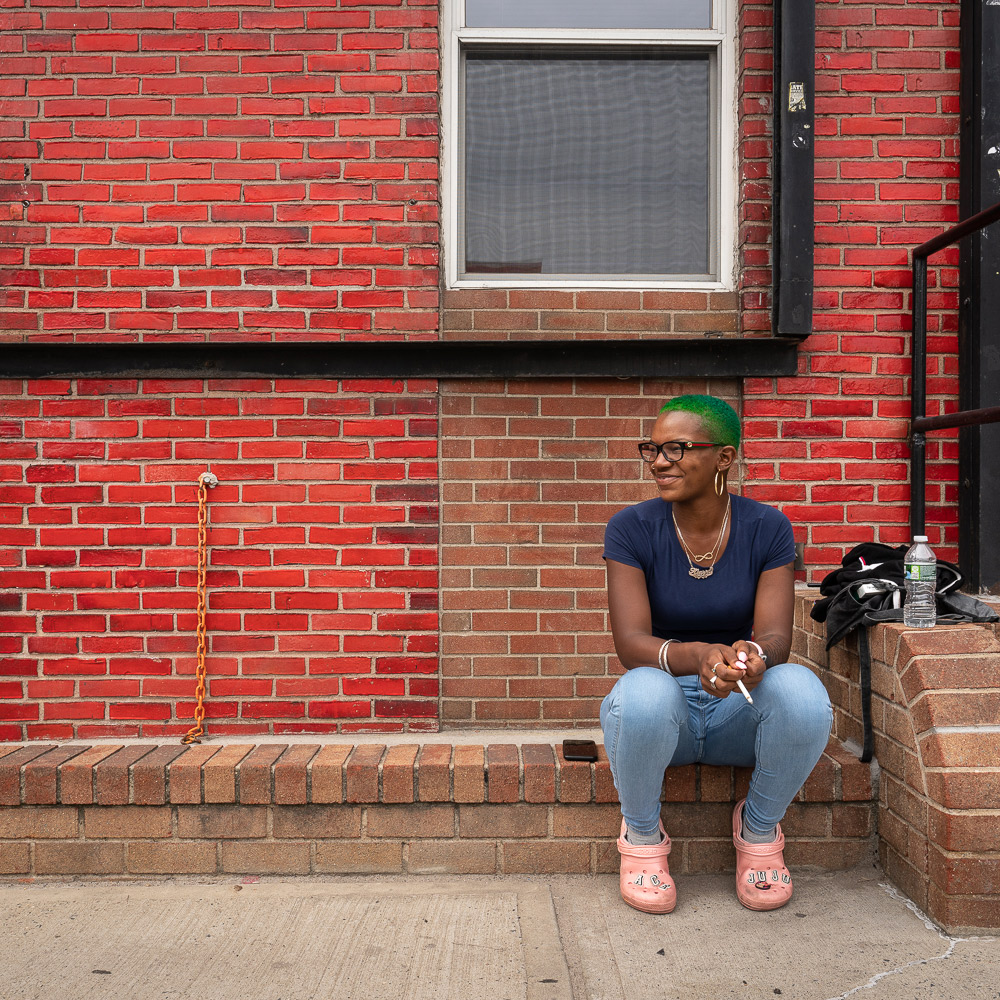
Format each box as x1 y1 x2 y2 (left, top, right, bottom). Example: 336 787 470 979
672 497 730 580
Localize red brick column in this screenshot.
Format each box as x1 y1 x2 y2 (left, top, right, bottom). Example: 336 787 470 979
796 591 1000 933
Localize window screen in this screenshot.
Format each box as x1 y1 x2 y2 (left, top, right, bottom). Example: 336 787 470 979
463 50 712 279
465 0 712 30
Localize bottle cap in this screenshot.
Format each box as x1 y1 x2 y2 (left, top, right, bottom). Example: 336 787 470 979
914 535 928 542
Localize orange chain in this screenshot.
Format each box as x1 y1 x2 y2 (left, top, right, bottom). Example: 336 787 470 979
182 472 217 745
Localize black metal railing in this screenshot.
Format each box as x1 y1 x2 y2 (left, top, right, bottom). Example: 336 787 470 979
910 199 1000 538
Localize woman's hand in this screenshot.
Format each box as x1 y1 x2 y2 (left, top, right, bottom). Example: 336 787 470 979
731 640 767 693
700 644 747 698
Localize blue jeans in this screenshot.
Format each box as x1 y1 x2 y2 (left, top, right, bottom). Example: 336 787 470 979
600 663 833 838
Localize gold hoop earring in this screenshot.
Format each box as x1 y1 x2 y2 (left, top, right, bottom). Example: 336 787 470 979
715 470 725 497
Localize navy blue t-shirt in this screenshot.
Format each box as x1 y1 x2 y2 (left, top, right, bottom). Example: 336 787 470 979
603 494 795 646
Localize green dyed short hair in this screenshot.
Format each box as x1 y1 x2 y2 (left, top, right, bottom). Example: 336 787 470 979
659 395 741 449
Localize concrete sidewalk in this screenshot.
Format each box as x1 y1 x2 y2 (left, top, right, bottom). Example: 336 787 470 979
3 868 997 1000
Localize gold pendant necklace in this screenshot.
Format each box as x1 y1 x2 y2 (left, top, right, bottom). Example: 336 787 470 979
673 497 730 580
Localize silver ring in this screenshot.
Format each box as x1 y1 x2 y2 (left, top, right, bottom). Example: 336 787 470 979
709 675 718 687
711 663 723 675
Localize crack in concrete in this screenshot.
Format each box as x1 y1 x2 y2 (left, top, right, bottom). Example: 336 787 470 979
824 882 998 1000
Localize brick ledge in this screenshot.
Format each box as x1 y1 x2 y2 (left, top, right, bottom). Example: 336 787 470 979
0 737 871 807
0 738 875 878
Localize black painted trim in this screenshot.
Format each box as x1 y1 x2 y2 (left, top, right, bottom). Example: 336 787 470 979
772 0 815 338
0 339 800 380
958 0 1000 593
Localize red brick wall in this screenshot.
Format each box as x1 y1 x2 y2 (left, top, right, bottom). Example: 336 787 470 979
0 377 439 741
0 0 440 342
0 0 968 735
439 378 738 726
440 290 741 341
743 0 961 572
738 0 776 335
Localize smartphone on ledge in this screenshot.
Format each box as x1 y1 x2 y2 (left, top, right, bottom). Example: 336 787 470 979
562 738 599 762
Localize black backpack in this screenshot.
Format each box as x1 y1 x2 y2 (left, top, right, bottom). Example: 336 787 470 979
810 543 996 762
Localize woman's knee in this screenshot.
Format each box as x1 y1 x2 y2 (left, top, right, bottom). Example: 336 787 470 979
604 666 687 729
756 662 832 738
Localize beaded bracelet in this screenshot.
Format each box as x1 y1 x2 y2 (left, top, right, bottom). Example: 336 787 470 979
658 639 678 675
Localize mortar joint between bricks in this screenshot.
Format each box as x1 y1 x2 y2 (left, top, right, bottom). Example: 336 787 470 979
163 757 177 807
305 758 313 805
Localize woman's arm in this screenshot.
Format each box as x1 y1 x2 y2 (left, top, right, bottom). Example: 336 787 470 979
606 559 723 677
728 560 794 691
747 560 795 666
606 559 669 670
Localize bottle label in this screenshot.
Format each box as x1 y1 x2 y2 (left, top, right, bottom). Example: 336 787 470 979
905 563 936 582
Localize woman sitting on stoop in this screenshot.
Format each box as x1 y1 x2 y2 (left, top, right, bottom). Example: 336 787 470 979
600 394 832 913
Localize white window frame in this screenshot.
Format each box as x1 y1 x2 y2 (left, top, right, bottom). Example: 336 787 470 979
442 0 738 291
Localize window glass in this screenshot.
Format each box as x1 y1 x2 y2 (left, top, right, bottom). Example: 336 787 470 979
465 0 711 30
463 50 712 278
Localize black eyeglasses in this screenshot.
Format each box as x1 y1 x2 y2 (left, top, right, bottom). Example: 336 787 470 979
637 440 724 463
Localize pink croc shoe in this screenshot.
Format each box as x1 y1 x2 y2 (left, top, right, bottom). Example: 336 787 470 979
732 799 793 911
616 819 676 914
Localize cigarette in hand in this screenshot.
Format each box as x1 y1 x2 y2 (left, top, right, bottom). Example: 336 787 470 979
735 651 754 704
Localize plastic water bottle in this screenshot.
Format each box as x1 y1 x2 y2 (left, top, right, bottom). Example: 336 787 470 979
903 535 937 628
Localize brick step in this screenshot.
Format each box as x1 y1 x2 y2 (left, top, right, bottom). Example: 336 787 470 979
0 738 874 878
